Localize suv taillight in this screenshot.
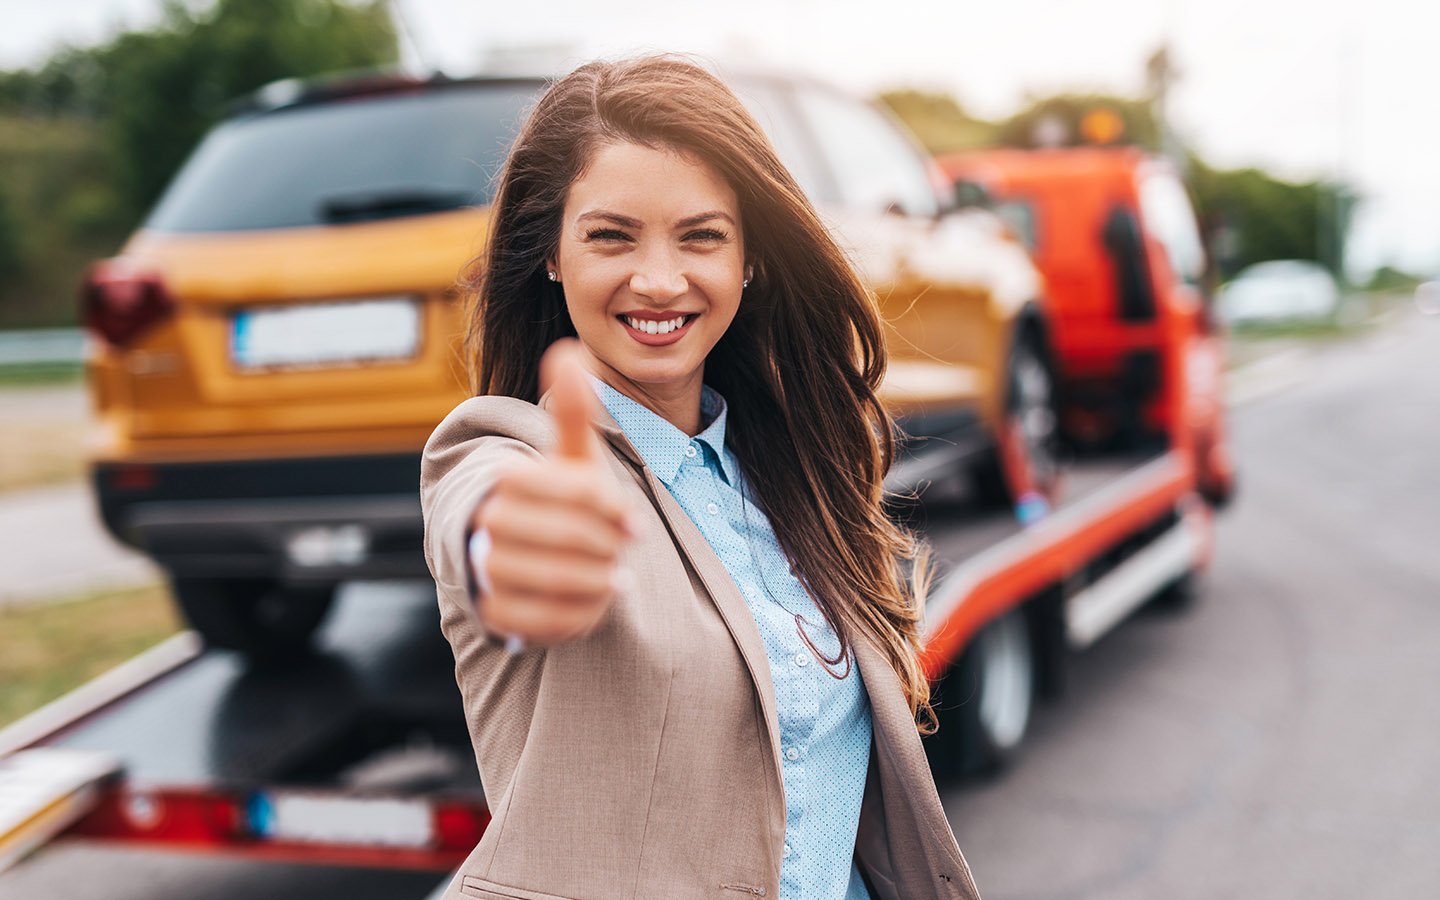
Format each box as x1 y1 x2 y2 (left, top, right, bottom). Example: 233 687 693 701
82 258 176 346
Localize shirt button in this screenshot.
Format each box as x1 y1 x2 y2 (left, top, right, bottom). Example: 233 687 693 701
795 652 809 667
786 746 799 761
706 502 720 516
685 444 698 458
783 843 792 858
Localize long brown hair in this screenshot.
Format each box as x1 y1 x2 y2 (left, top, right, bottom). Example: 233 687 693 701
465 55 934 732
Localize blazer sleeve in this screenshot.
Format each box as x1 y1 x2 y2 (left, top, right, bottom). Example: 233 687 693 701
420 396 559 804
420 396 552 615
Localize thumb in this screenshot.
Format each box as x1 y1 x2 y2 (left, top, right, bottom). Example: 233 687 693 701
540 339 602 463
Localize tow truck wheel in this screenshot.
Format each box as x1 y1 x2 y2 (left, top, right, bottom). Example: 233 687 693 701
926 608 1036 778
971 330 1061 509
170 577 336 662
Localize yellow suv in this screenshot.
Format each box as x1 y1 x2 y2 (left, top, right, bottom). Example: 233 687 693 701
87 70 1050 659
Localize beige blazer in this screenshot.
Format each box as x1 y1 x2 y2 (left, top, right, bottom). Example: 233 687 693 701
421 393 981 900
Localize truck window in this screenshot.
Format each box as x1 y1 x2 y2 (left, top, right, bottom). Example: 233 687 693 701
995 198 1039 252
791 87 939 218
1137 170 1206 286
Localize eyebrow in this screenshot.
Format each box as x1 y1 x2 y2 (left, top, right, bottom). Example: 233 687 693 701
576 210 642 228
576 209 736 229
676 210 736 229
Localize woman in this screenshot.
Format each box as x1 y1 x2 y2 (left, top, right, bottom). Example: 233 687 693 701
421 55 980 900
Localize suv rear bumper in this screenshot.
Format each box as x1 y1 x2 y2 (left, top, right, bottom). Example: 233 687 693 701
93 454 426 584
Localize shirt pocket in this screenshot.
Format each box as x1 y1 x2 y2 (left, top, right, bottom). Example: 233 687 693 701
458 875 582 900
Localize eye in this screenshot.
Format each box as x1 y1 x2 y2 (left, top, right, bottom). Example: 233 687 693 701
585 228 633 243
683 228 729 243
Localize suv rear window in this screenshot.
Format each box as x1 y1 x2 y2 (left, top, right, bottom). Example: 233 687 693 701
144 81 544 232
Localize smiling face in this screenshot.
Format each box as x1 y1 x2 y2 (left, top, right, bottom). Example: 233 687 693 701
552 141 747 431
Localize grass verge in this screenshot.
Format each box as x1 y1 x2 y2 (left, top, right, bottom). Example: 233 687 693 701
0 583 181 730
0 362 83 388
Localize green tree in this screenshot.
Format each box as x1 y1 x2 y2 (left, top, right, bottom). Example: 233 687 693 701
98 0 398 215
1364 266 1423 293
1188 160 1355 281
0 186 24 284
878 89 996 155
0 0 397 328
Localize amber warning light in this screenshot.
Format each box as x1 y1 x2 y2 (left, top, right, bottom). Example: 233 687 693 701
1080 108 1126 145
82 258 176 347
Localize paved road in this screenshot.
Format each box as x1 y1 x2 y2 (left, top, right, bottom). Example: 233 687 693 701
944 310 1440 899
0 383 160 604
3 311 1438 897
0 482 160 604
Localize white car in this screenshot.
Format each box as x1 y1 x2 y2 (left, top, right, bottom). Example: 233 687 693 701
1218 260 1340 324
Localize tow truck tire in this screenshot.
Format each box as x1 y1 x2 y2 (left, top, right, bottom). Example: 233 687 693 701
926 608 1036 778
971 330 1061 509
171 577 336 662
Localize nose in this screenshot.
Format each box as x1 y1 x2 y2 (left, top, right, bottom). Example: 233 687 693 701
629 246 687 301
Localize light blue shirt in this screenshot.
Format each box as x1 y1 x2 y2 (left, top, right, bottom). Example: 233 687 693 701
592 378 873 900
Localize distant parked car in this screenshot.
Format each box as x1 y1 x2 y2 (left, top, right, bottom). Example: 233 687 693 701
1415 280 1440 316
1218 260 1340 324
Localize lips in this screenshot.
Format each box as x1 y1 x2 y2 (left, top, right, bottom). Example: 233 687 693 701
616 312 698 346
621 313 692 335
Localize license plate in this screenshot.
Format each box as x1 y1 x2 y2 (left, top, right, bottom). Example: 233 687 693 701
246 791 432 848
232 298 420 369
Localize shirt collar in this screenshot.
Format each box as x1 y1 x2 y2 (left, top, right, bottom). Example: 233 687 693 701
587 377 735 487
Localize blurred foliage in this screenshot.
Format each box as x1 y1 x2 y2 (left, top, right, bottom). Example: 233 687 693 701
1364 265 1424 293
0 186 23 283
0 114 126 329
877 90 996 155
1188 160 1355 281
0 0 396 329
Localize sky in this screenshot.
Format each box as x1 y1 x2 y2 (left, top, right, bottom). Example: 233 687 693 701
2 0 1434 277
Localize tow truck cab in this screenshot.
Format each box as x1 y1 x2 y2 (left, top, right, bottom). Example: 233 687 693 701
939 145 1235 506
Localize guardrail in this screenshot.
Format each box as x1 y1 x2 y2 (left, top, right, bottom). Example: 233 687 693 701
0 329 85 367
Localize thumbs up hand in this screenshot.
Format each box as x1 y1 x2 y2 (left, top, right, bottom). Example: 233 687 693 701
469 340 638 647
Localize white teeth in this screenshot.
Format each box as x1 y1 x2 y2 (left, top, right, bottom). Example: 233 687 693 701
625 315 687 335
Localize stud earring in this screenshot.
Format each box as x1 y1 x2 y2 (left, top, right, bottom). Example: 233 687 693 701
547 270 558 282
742 265 754 289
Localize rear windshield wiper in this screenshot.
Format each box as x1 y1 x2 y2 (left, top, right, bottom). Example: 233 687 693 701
319 188 475 223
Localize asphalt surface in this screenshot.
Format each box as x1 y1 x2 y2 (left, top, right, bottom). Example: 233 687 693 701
3 310 1438 898
945 310 1440 899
